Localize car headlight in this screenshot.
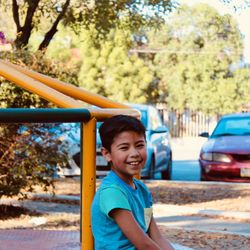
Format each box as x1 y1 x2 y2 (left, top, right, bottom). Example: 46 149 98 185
201 152 232 163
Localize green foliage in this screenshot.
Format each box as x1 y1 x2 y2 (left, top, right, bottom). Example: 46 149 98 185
44 27 74 62
148 3 250 115
28 24 77 64
0 6 15 41
0 123 68 199
78 28 154 103
0 0 175 51
0 50 79 108
0 50 79 198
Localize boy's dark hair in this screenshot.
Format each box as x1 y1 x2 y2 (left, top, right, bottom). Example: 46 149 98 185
99 115 146 152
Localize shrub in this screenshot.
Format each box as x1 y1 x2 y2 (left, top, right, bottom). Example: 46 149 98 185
0 50 79 198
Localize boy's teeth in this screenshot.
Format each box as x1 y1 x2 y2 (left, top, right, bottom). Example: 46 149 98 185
130 161 139 165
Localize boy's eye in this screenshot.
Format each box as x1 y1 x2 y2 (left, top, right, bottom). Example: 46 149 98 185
136 143 145 148
119 146 128 151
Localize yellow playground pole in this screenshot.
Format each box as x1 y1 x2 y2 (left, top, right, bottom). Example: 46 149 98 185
0 61 83 108
89 108 140 121
1 60 128 109
81 118 97 250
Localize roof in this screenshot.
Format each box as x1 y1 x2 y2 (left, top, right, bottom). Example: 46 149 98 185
221 112 250 119
127 103 154 111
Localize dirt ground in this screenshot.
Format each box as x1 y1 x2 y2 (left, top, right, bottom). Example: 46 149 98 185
145 180 250 212
51 178 250 212
1 178 250 250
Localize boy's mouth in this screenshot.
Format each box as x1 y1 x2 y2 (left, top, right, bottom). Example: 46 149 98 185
127 160 143 166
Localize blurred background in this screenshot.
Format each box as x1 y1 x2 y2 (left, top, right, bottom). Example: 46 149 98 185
1 0 250 190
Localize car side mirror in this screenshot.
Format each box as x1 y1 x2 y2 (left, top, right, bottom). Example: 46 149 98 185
199 132 209 138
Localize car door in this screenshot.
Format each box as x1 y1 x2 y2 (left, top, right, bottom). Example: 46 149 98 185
148 107 169 171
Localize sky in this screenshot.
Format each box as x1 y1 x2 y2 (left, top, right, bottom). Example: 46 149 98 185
178 0 250 63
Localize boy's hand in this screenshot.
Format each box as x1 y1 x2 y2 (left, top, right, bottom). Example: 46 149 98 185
110 208 165 250
148 217 175 250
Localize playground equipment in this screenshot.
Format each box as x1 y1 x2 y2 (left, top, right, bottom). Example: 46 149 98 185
0 60 140 250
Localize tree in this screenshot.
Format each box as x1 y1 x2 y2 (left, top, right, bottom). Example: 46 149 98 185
147 3 250 115
0 50 79 198
78 28 153 103
0 50 79 108
0 0 175 52
0 123 69 199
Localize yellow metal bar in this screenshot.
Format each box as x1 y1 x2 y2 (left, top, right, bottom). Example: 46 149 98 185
82 118 96 250
88 108 141 121
0 61 83 108
1 60 128 108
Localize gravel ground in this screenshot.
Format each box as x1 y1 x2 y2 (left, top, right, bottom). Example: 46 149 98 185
159 226 250 250
49 178 250 212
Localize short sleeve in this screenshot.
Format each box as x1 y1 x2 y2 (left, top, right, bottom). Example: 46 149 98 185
100 186 131 217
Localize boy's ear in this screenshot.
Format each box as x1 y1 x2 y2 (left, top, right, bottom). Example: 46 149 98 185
101 147 112 162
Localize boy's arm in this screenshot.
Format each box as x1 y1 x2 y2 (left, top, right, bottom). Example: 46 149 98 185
148 216 175 250
110 208 162 250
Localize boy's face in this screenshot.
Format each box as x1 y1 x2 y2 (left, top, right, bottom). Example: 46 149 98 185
101 130 147 180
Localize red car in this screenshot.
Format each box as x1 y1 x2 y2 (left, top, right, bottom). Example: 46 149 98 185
199 113 250 182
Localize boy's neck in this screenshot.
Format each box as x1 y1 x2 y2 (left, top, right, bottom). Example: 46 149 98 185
112 170 135 189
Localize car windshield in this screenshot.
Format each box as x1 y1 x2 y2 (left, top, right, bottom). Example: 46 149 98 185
211 116 250 137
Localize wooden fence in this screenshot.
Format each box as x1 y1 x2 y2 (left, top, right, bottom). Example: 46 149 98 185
158 108 218 138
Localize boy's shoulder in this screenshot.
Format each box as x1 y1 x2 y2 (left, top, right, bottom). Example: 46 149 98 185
99 172 149 193
133 178 146 186
98 178 128 198
134 179 149 191
99 172 122 190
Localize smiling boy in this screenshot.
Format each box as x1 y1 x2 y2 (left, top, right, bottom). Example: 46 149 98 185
91 115 174 250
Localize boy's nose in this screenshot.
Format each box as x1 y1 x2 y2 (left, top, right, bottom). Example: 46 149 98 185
130 147 140 156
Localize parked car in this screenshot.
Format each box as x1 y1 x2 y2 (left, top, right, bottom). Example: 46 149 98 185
199 112 250 182
58 104 172 179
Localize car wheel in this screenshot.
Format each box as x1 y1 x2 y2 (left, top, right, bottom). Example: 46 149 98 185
161 159 172 180
200 172 207 181
73 152 80 168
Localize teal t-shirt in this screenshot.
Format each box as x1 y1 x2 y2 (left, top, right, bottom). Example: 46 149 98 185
91 171 153 250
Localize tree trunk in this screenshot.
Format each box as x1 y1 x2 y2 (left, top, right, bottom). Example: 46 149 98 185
13 0 40 49
38 0 71 52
